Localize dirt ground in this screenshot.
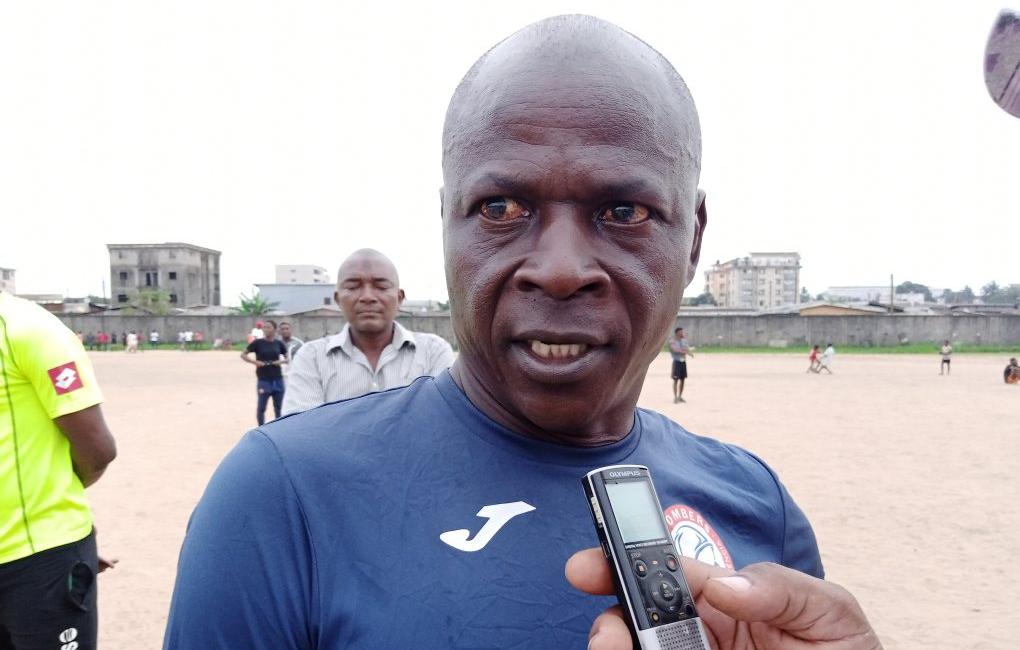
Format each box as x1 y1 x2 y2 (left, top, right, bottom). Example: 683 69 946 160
84 350 1019 649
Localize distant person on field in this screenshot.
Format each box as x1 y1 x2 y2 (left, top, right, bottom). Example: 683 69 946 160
249 322 265 344
668 326 694 403
150 329 159 349
1005 357 1020 384
279 322 303 360
807 344 821 373
125 331 138 353
194 331 204 348
241 319 288 425
0 290 118 650
939 340 952 375
85 332 96 351
282 249 454 415
278 322 303 384
818 342 835 374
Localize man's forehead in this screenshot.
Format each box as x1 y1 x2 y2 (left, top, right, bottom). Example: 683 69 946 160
339 256 398 281
444 17 699 175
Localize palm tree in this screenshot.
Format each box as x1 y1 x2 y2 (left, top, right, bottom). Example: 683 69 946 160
232 291 279 316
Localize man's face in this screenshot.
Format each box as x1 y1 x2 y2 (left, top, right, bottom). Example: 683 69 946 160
335 257 404 337
443 48 705 437
279 323 292 339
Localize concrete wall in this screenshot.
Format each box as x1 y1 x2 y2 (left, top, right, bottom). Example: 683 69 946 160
671 314 1020 347
55 313 1019 348
57 313 457 347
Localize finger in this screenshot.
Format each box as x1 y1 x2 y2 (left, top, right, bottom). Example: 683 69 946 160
565 548 615 595
588 606 632 650
677 556 731 598
702 562 876 642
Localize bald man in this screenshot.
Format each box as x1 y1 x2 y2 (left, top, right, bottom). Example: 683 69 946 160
165 17 879 650
281 249 454 415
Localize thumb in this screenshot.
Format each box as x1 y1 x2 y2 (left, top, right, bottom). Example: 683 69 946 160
702 562 879 644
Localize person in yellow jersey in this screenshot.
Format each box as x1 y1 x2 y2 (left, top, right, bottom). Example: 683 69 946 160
0 290 117 650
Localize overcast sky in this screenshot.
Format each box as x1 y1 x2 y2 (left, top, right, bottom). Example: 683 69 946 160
1 1 1017 303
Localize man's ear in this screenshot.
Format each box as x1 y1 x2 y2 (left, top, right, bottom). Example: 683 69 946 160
397 289 406 305
439 187 445 219
333 290 341 307
686 189 708 286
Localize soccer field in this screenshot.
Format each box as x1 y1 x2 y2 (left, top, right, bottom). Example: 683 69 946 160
85 351 1019 649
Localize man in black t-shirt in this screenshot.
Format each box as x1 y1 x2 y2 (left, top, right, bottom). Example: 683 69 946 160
240 320 288 424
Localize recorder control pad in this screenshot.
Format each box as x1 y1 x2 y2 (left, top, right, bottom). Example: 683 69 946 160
628 544 694 625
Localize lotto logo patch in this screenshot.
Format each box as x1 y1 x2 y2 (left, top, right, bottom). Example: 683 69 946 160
48 362 83 395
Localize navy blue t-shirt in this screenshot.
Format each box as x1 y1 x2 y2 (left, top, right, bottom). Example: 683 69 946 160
164 371 822 649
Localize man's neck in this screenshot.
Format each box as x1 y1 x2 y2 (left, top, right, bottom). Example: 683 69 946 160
350 324 395 369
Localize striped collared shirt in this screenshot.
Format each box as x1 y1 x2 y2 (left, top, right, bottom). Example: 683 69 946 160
281 322 454 415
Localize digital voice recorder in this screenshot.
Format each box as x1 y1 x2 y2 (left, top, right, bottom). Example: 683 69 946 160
583 465 710 650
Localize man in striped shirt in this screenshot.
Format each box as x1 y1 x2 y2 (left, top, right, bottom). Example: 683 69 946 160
281 249 454 415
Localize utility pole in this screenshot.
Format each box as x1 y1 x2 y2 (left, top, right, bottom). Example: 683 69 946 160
889 274 894 314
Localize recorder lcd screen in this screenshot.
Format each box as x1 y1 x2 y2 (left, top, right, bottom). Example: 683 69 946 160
605 480 668 543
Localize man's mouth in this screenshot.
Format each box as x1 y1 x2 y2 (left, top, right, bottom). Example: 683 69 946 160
528 340 590 360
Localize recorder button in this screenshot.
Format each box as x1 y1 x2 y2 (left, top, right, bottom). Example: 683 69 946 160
665 554 679 572
634 560 648 576
659 582 676 602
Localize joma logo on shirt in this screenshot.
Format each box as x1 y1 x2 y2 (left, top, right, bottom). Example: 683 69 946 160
48 362 83 395
440 501 536 552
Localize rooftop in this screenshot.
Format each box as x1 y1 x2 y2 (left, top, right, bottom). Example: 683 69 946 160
107 242 221 255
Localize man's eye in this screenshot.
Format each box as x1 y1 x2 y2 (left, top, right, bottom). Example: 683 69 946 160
479 197 530 221
600 203 651 224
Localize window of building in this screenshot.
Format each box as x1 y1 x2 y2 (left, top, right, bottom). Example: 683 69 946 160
169 294 178 303
119 271 128 283
169 271 177 280
323 297 331 305
143 271 158 287
117 294 128 303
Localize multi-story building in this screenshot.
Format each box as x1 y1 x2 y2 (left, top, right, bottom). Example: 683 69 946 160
705 252 801 310
0 267 14 294
108 243 221 307
275 264 331 284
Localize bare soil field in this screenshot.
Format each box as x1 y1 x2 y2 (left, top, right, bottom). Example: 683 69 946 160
85 350 1019 649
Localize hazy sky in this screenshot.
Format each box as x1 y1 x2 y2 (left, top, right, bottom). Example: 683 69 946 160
1 1 1017 303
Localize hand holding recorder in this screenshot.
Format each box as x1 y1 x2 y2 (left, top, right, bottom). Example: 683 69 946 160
575 465 881 650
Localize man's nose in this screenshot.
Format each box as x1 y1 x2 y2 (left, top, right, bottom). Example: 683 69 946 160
512 211 610 300
357 287 380 302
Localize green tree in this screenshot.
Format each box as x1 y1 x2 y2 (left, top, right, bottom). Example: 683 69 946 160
943 286 975 303
799 287 810 303
896 281 933 302
684 291 716 306
232 291 278 316
981 281 1020 304
133 289 171 315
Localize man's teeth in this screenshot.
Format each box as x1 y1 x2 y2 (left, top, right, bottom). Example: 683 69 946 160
529 340 589 359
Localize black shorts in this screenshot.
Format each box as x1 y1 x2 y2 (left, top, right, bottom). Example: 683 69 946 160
671 360 688 380
0 531 97 650
941 358 951 365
